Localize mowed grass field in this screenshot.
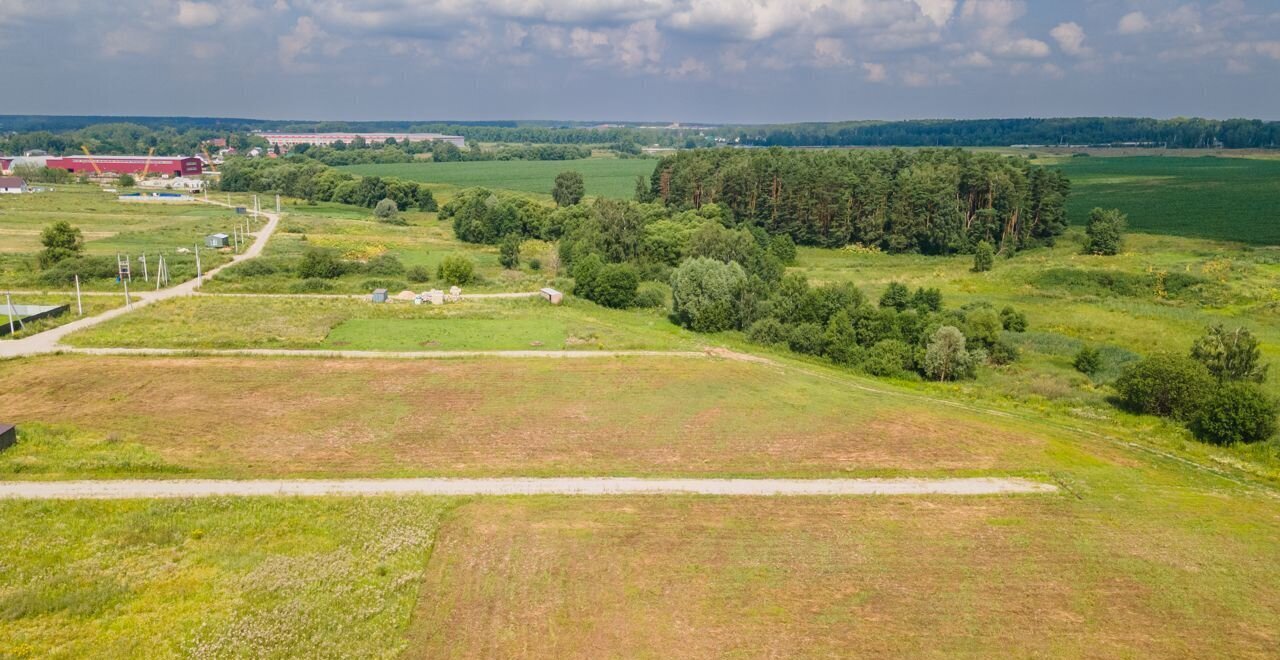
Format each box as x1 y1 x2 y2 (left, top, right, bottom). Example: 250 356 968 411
340 158 657 199
410 483 1280 658
0 354 1080 479
0 497 449 658
62 296 693 351
1053 155 1280 244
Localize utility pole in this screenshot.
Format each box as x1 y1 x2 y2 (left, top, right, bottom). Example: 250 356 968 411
74 275 83 316
140 254 149 282
123 279 132 310
4 292 15 336
194 245 202 281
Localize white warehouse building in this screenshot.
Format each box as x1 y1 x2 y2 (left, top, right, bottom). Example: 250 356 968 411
258 132 466 150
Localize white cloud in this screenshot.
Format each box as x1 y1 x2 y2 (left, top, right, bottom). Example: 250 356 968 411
959 51 993 67
813 37 854 67
668 56 710 79
913 0 957 27
1050 21 1089 56
176 1 220 28
959 0 1024 29
993 37 1049 58
862 62 888 81
1118 11 1151 35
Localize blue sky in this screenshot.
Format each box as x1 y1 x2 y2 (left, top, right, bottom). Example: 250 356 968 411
2 0 1278 123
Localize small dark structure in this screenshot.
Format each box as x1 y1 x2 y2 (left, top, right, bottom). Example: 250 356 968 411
234 206 247 214
0 303 69 337
372 288 389 303
0 424 15 452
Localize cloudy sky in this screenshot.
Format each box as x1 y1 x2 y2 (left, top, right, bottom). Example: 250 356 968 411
2 0 1278 123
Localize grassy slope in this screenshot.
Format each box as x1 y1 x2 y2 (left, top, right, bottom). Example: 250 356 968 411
0 497 450 658
339 158 656 199
1053 155 1280 244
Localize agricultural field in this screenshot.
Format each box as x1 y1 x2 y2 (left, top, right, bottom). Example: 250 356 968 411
0 185 248 291
1052 155 1280 244
340 157 656 199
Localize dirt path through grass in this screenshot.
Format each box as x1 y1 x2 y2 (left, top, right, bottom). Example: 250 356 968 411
0 477 1056 499
61 347 708 359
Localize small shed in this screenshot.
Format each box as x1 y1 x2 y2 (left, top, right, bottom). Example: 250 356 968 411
0 423 15 452
0 176 27 194
372 288 388 303
540 287 564 305
234 206 247 214
206 233 230 248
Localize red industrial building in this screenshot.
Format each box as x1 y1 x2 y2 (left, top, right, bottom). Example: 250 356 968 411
44 155 204 178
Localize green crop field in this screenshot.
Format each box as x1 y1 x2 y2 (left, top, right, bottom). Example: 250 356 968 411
339 158 657 199
1053 156 1280 244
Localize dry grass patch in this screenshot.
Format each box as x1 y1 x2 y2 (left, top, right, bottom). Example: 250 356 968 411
0 354 1064 479
407 492 1280 658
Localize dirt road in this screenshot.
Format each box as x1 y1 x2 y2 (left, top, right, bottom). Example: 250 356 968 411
0 477 1057 499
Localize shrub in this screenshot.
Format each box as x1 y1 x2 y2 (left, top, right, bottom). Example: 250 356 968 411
863 339 913 377
1189 383 1278 445
879 282 911 310
291 277 334 293
586 263 639 309
972 240 994 272
360 278 406 292
499 234 521 269
373 198 399 222
229 259 277 277
1000 306 1028 332
633 282 667 308
297 248 347 279
36 255 117 285
1074 345 1103 376
988 338 1019 365
823 310 862 365
1190 324 1268 383
38 221 84 268
747 318 790 346
436 255 475 285
406 265 431 283
1114 355 1215 420
528 257 542 271
788 323 826 355
118 174 136 188
965 308 1003 350
768 234 797 265
1084 207 1126 256
363 253 405 277
670 257 748 333
923 326 972 382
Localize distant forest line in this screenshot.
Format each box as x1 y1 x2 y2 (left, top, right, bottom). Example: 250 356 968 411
2 115 1278 153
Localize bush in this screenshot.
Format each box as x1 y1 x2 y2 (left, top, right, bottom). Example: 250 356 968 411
823 310 863 365
297 248 347 279
879 282 911 310
863 340 914 377
436 255 475 285
585 263 639 309
363 253 405 276
36 255 117 285
291 277 334 293
1084 207 1126 256
360 278 406 292
528 258 542 271
406 265 431 283
1074 345 1103 376
633 282 668 308
118 174 136 188
1190 324 1268 383
988 338 1019 365
767 234 797 265
499 234 521 269
1114 355 1215 420
788 323 826 356
1000 306 1028 332
747 318 790 346
373 198 399 222
670 257 748 333
1189 383 1278 445
972 240 994 272
923 326 972 381
228 259 277 277
38 221 85 268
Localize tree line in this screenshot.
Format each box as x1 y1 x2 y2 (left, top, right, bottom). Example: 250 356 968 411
293 141 594 166
643 148 1070 253
216 157 437 211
